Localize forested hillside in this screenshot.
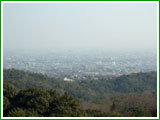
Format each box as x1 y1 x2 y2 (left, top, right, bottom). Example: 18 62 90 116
4 69 157 101
3 69 157 117
4 81 106 117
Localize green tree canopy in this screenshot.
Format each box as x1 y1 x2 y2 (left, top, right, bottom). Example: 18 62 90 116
7 108 39 117
14 88 51 114
4 81 17 100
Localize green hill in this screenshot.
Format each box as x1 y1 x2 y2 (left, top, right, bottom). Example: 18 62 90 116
3 69 157 102
3 69 157 117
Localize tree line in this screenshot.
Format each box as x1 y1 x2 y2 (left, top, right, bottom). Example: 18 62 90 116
3 69 157 117
3 69 157 102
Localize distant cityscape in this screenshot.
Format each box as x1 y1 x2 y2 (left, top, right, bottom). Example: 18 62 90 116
3 50 157 81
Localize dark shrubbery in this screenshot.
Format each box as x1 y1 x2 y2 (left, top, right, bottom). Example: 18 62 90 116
3 81 89 117
3 69 157 117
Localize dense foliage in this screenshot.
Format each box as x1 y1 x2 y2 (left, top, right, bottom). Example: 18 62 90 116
3 69 157 117
4 81 88 117
4 69 157 102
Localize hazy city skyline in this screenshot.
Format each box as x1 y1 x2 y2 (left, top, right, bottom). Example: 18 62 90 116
3 3 158 118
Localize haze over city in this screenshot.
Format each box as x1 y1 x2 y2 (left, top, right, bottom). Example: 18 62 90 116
4 3 157 52
2 2 158 117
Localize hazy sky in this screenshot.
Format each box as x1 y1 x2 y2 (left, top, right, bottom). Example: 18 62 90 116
3 3 157 52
